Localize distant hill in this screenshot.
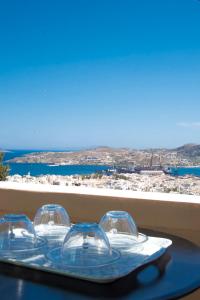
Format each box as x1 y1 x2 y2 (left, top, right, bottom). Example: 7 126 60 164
6 143 200 166
174 144 200 157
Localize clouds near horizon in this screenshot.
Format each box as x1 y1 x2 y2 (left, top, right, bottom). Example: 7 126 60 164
177 122 200 128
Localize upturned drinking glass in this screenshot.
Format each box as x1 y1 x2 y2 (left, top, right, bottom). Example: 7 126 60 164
47 222 120 268
100 211 147 250
0 214 46 258
34 204 70 245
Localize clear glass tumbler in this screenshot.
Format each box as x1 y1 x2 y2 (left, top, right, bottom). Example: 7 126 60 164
0 214 46 258
34 204 70 245
47 222 120 268
100 210 147 250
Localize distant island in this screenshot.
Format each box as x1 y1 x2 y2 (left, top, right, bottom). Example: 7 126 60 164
6 144 200 167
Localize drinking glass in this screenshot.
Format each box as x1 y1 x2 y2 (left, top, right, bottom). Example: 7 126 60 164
99 211 147 250
47 222 120 268
0 214 46 258
34 204 70 245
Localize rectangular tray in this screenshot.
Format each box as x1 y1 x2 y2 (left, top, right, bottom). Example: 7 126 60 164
0 236 172 283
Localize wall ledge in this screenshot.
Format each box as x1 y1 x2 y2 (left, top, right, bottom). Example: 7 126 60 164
1 181 200 247
0 181 200 204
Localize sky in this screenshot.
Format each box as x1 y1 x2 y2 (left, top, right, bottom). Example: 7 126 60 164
0 0 200 150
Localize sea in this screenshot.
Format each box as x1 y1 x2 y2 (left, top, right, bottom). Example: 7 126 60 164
2 150 200 177
170 167 200 177
2 150 109 176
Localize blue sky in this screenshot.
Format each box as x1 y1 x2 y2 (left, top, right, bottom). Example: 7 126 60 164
0 0 200 149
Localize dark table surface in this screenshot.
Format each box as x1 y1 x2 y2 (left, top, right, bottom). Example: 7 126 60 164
0 230 200 300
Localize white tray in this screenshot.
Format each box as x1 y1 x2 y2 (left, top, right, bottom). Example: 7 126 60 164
0 235 172 283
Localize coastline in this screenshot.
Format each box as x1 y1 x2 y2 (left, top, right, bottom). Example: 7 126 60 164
174 165 200 168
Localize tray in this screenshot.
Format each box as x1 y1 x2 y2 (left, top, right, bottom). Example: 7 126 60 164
0 235 172 283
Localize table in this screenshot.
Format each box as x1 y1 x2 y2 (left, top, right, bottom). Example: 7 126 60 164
0 230 200 300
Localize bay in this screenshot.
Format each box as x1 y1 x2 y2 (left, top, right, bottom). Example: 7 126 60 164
7 163 109 176
2 150 200 177
2 150 108 176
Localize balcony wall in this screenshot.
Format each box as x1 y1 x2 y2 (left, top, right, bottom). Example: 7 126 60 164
0 182 200 299
0 182 200 246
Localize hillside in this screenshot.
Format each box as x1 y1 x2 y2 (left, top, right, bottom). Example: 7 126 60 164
6 144 200 167
175 144 200 158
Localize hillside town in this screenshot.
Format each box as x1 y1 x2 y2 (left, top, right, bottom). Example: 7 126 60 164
6 172 200 196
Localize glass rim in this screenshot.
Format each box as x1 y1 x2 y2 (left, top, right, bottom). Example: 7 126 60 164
3 214 30 222
47 246 120 268
106 232 148 246
104 211 130 218
69 222 101 233
41 204 64 210
0 236 47 255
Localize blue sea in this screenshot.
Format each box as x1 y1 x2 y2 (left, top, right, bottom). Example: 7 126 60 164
2 150 109 176
2 150 200 177
171 167 200 177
